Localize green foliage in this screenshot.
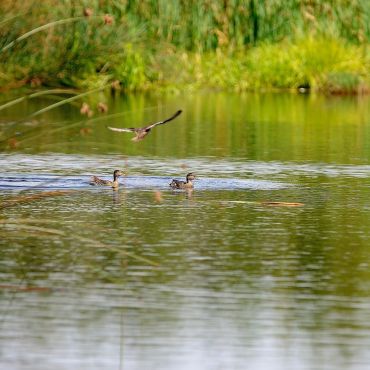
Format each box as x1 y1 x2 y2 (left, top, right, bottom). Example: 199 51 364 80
324 72 361 94
104 0 370 50
163 36 369 93
111 44 148 91
0 0 142 89
0 0 369 93
244 36 369 91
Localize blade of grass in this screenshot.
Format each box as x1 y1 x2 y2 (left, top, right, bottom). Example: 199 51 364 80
0 89 78 112
29 85 110 118
0 16 101 54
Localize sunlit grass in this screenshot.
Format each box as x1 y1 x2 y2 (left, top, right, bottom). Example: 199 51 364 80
246 36 369 92
159 36 369 93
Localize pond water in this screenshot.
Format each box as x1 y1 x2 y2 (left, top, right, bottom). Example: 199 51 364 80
1 92 370 370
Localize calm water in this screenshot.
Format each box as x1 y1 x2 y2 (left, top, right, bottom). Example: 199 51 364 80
1 92 370 370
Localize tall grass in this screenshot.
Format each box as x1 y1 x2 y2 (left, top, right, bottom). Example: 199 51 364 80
152 36 369 93
0 0 369 93
108 0 370 50
0 0 143 89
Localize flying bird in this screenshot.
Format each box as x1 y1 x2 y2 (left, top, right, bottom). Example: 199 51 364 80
107 110 182 142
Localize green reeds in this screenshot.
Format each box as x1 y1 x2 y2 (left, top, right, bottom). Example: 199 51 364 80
105 0 369 50
0 17 88 54
0 0 369 93
0 0 142 90
157 36 369 93
244 36 369 92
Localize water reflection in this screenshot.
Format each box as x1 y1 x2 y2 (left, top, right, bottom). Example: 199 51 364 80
1 92 370 370
1 92 369 162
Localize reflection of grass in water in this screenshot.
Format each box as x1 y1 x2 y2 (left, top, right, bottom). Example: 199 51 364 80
0 119 80 150
33 141 125 152
1 114 96 151
2 91 369 161
1 118 127 152
260 201 304 207
0 85 110 151
28 86 109 117
0 190 75 209
0 85 108 120
0 102 165 152
220 200 304 207
1 219 159 266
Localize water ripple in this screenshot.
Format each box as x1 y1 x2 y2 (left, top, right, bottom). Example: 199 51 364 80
0 174 286 191
1 154 369 179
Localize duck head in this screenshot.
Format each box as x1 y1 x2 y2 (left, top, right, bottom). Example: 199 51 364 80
186 173 196 182
113 170 124 179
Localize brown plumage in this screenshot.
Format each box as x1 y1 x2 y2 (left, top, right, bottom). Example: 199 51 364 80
90 170 124 188
107 110 182 142
169 173 196 189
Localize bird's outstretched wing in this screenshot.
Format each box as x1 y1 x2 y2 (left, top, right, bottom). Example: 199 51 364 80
145 110 182 130
107 127 137 133
107 110 182 137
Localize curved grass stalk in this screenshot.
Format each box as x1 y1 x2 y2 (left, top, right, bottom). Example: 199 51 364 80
0 89 77 112
29 85 110 118
0 16 93 54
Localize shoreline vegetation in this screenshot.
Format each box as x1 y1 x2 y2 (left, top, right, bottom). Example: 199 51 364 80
0 0 369 96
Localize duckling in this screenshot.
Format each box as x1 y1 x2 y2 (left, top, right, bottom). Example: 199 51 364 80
169 173 196 189
107 110 182 142
90 170 124 188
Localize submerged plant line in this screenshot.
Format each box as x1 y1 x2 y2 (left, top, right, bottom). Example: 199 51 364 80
0 0 369 94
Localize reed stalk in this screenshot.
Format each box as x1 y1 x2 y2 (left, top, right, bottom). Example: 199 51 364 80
0 17 90 54
28 85 109 117
0 89 77 112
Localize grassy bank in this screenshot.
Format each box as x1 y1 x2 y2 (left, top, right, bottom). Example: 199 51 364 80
160 36 369 94
0 0 369 94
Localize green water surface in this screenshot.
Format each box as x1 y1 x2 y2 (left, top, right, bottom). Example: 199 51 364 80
0 92 370 370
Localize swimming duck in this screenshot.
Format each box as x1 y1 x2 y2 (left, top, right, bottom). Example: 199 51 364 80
107 110 182 142
169 173 196 189
90 170 124 188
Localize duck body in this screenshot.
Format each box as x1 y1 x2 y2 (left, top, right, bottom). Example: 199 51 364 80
90 170 123 188
169 173 196 189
